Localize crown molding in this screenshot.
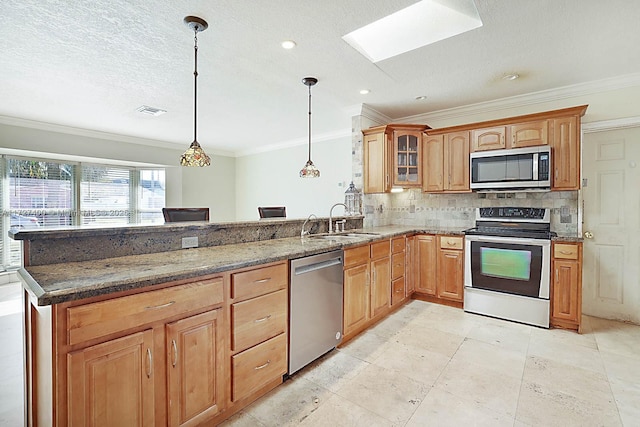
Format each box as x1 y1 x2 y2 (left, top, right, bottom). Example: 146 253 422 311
398 73 640 124
360 104 393 125
582 116 640 133
235 128 352 157
0 115 236 158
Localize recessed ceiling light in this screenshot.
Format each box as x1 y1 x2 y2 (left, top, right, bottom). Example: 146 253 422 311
415 95 427 101
136 105 167 116
360 89 370 95
343 0 482 63
281 40 297 49
502 73 520 81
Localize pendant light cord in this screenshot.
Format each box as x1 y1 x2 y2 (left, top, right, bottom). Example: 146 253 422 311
193 28 199 143
307 84 312 161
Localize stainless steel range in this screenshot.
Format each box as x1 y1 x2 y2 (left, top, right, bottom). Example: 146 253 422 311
464 207 556 328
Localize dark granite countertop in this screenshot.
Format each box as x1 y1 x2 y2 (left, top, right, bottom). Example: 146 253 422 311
19 224 557 306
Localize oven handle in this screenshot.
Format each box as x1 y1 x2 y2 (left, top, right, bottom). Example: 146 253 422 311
464 234 551 246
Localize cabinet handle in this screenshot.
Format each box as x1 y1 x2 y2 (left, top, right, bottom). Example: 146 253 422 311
171 339 178 367
254 314 272 323
386 174 389 185
366 271 370 286
255 277 271 283
395 289 403 293
145 301 175 310
559 250 573 255
556 270 559 282
254 360 271 370
373 269 376 284
146 348 152 378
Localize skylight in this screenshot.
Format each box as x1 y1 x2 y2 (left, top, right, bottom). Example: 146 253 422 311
342 0 482 63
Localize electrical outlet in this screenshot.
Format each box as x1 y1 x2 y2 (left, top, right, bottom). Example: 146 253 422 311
181 236 198 249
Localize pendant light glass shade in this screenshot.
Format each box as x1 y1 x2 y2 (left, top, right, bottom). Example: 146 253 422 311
300 77 319 178
180 141 211 167
181 16 211 167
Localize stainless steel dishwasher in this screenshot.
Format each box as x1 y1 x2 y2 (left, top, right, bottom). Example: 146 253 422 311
289 250 343 374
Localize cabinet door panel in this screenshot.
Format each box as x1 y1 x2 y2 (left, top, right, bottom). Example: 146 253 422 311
510 120 548 148
445 132 470 191
437 249 464 302
343 264 369 336
167 310 223 427
393 130 422 187
471 126 506 152
551 116 579 190
423 134 444 192
370 257 390 318
67 330 155 427
417 236 437 295
364 131 389 193
552 260 580 322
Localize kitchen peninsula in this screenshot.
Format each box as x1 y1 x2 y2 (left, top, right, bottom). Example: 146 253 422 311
12 217 431 426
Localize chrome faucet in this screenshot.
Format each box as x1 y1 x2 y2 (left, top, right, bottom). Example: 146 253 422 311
301 214 317 238
328 203 347 234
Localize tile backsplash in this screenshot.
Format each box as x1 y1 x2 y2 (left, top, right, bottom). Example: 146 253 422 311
363 189 579 236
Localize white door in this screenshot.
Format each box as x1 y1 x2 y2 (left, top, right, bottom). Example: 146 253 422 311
582 127 640 323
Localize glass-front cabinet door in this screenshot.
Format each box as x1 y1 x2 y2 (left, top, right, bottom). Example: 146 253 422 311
393 129 423 187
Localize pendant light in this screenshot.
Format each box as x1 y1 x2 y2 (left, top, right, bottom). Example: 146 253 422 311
180 16 211 167
299 77 320 178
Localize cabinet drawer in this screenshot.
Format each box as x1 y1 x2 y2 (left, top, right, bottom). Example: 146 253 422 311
232 333 287 402
344 245 369 268
371 240 390 260
439 236 463 250
554 243 579 260
391 252 405 280
231 263 287 301
392 277 405 305
392 237 405 254
67 278 223 346
231 289 287 352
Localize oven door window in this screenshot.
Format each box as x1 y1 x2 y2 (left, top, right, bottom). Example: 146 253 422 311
470 241 543 297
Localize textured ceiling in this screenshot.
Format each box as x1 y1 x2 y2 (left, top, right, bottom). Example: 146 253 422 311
1 0 639 155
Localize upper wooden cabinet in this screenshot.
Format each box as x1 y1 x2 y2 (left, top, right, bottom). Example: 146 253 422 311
510 120 549 148
363 124 428 193
471 126 506 151
364 105 586 193
363 126 391 193
551 116 580 190
423 131 470 193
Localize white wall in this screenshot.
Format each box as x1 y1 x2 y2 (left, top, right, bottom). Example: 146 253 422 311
0 122 235 218
234 136 352 220
180 155 236 222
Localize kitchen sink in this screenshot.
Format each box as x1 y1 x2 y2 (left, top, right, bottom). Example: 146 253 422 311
309 232 379 240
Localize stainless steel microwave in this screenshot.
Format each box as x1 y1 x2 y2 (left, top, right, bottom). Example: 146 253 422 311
470 146 551 190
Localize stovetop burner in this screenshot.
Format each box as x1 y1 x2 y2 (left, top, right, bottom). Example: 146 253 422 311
464 207 555 239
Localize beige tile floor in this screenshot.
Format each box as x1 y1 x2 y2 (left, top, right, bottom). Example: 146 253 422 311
222 300 640 427
1 282 639 426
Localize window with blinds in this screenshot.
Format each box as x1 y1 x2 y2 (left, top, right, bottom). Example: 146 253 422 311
0 156 165 269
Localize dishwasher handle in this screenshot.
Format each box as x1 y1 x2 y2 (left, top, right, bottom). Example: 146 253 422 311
294 257 342 275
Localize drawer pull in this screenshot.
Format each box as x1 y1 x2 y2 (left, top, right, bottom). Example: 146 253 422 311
559 250 573 255
254 314 272 323
145 301 175 310
254 360 271 370
395 289 403 293
171 339 178 367
146 348 152 378
255 277 271 284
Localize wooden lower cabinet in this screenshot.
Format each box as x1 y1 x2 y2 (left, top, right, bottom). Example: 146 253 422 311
25 261 292 427
416 235 437 295
67 329 156 427
437 248 464 302
167 310 224 427
370 256 391 318
343 239 399 341
414 234 464 305
551 242 583 331
343 263 370 336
